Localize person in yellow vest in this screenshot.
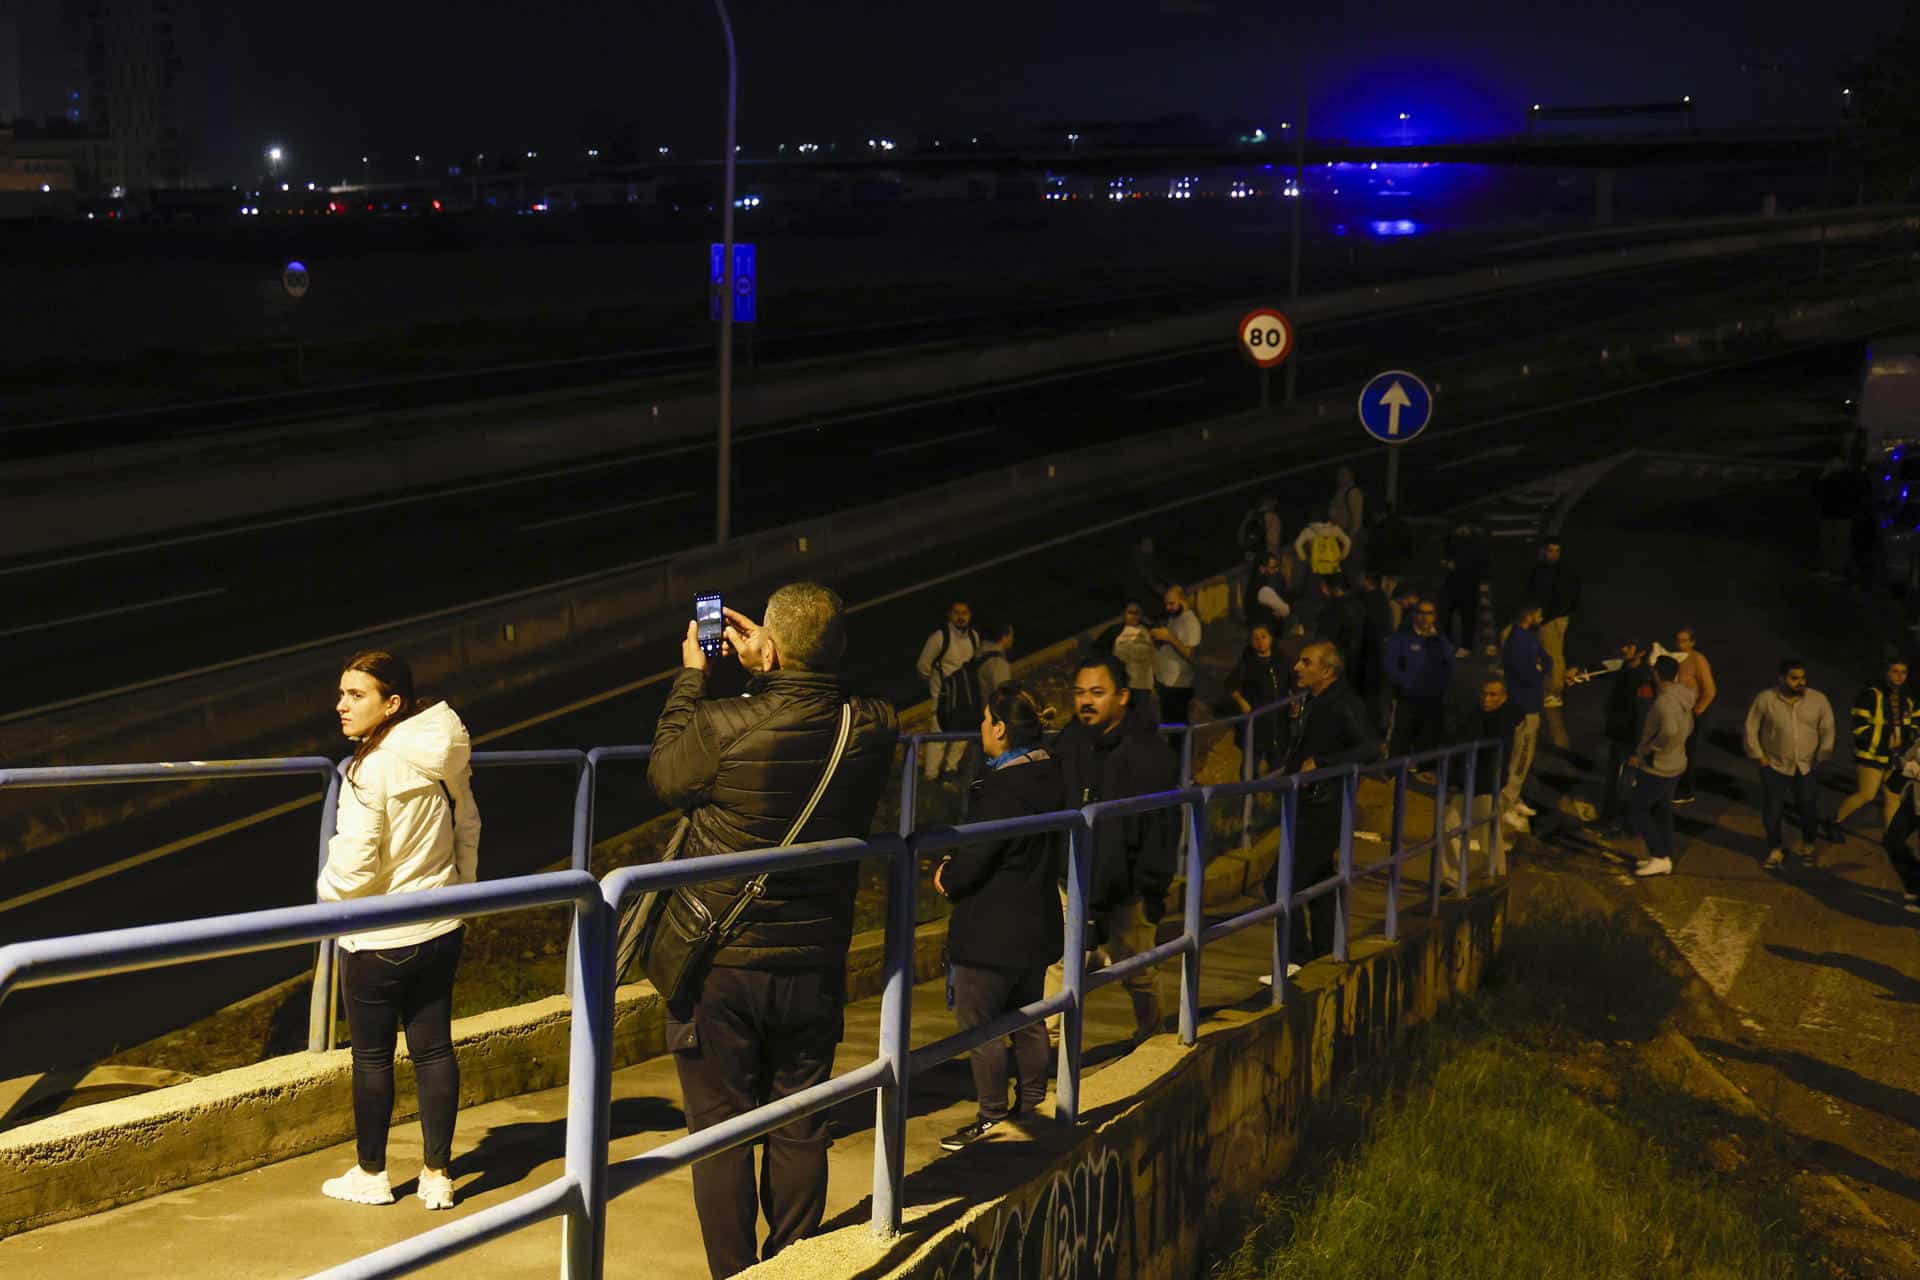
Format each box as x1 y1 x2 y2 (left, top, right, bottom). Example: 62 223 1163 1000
1293 518 1352 580
1833 658 1918 837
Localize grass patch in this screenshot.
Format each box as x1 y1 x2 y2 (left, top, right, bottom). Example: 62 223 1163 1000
1206 905 1842 1280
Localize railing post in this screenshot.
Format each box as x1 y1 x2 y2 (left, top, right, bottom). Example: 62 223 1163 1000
1179 797 1206 1046
1240 713 1257 850
1386 762 1408 942
1430 753 1451 917
564 757 595 999
898 740 919 840
1055 821 1091 1123
1461 748 1480 896
871 839 918 1236
562 893 613 1280
308 763 343 1053
1333 772 1355 963
1273 786 1296 1006
1178 728 1196 788
1485 740 1503 882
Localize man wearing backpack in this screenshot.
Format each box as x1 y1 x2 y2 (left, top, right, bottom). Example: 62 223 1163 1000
916 601 981 779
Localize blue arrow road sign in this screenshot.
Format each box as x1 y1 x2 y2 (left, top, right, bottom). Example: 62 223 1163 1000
710 242 756 323
1357 370 1432 444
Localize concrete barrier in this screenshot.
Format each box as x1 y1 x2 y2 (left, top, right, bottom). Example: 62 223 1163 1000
753 883 1508 1280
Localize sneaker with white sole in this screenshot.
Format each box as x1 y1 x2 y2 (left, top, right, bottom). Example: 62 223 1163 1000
940 1118 1002 1151
1256 964 1304 986
1633 857 1673 877
1763 848 1786 870
1514 801 1538 817
321 1165 393 1206
1544 694 1564 709
416 1169 455 1211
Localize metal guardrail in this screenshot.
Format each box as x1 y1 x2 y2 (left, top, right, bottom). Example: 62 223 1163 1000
0 728 1500 1277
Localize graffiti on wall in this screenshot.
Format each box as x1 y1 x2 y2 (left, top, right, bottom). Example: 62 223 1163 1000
931 1146 1129 1280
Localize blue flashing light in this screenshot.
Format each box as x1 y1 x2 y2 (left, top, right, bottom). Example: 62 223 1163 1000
1368 219 1421 237
285 259 307 273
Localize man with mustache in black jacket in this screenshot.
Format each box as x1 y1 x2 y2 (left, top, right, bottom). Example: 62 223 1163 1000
1051 652 1179 1043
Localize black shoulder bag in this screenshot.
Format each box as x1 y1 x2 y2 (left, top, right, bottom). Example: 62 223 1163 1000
620 703 854 1008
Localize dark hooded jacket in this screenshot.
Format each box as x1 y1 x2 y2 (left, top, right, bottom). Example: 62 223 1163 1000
1053 704 1180 915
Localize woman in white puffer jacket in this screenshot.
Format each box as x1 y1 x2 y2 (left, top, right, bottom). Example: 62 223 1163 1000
317 650 480 1212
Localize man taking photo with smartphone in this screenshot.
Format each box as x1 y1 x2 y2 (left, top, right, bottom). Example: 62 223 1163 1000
646 582 899 1277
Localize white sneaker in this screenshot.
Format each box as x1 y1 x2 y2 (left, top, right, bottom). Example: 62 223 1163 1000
322 1165 394 1205
1454 647 1470 658
1763 848 1786 870
417 1168 455 1210
1502 812 1530 833
1256 964 1304 986
1514 801 1538 817
1544 694 1564 708
1633 857 1673 878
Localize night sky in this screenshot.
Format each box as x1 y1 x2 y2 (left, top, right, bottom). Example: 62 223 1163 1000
29 0 1913 181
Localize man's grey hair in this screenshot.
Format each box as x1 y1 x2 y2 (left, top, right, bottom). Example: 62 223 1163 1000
764 582 847 671
1303 640 1344 678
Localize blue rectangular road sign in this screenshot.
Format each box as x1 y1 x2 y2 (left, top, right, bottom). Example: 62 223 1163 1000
709 242 756 323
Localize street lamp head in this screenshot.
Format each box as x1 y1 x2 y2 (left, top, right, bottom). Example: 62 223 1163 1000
267 146 283 162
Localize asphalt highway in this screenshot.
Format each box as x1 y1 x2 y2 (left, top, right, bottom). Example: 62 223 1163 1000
0 324 1869 1078
0 234 1893 720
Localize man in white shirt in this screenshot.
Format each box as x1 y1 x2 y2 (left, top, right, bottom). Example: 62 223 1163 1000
1150 585 1202 725
1744 657 1836 870
915 601 979 779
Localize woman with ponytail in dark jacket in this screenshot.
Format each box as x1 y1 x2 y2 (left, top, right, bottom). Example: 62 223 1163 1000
318 650 481 1211
932 682 1065 1150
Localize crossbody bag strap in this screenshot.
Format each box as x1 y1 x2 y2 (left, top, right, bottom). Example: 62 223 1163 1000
714 702 856 931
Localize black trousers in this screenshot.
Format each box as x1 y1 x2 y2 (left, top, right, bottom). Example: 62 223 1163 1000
340 927 463 1174
1269 798 1340 965
1600 739 1634 821
1442 580 1479 649
669 965 844 1279
950 963 1049 1122
1881 805 1920 897
1758 766 1820 851
1390 695 1446 758
1156 683 1195 726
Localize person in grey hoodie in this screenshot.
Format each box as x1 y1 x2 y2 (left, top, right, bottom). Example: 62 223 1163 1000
1744 658 1836 870
1628 655 1695 878
319 649 481 1212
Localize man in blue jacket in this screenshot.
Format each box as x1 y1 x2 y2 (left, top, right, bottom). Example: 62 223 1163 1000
1499 602 1549 833
1385 597 1456 756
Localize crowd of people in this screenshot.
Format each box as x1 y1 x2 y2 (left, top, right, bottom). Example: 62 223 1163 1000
299 460 1920 1277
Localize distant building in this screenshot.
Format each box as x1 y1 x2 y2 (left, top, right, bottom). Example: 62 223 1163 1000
85 0 193 191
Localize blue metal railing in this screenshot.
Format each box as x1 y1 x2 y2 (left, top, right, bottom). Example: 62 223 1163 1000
0 871 613 1280
0 730 1501 1277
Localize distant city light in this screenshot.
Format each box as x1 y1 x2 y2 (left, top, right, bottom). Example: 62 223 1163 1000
361 155 369 163
1369 219 1421 237
527 150 537 158
306 181 316 190
1067 132 1080 145
1532 103 1541 111
280 182 290 191
658 145 670 156
1398 112 1410 120
587 148 600 157
1682 95 1691 103
413 154 422 162
40 183 50 193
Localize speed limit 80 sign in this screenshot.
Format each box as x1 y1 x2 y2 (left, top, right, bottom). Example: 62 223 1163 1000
1237 307 1293 367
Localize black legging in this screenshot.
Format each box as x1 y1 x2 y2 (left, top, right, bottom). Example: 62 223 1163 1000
340 927 464 1173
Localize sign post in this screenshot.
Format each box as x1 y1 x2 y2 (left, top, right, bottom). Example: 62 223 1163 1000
1236 307 1293 408
1356 369 1433 507
281 260 310 384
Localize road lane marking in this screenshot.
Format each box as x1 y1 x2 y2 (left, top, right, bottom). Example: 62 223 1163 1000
1797 962 1892 1044
0 588 226 640
0 796 319 917
873 426 998 458
1671 896 1772 998
1125 379 1208 401
516 490 696 533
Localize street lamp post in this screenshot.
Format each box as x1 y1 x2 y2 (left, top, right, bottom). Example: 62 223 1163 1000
714 0 739 546
1286 73 1306 402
